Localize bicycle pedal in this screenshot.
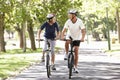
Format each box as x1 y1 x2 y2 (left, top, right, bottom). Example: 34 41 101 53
64 58 68 60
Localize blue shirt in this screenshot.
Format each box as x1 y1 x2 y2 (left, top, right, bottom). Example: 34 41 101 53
40 22 59 39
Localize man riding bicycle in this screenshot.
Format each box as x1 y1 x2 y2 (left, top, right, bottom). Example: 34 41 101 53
61 9 86 73
37 13 60 70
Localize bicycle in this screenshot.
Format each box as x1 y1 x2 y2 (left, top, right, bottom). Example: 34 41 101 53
36 39 53 78
45 39 51 78
67 37 74 79
62 37 80 79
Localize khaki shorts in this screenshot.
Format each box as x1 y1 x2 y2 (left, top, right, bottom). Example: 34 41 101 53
43 38 56 54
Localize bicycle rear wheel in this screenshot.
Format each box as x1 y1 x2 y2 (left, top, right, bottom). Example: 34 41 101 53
46 54 51 78
68 53 74 79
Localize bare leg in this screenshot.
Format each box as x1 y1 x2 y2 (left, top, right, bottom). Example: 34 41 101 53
51 53 56 70
51 53 55 64
65 41 70 54
42 51 45 62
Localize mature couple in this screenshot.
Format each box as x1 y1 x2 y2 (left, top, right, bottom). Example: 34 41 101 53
37 9 86 73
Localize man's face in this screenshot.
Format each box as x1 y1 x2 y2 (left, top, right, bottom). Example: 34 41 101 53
68 13 76 20
68 13 72 19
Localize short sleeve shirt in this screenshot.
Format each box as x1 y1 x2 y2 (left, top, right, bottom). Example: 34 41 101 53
64 17 85 40
40 22 59 39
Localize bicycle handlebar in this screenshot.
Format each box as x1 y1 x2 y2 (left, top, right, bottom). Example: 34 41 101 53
36 39 44 41
60 39 81 42
36 38 59 41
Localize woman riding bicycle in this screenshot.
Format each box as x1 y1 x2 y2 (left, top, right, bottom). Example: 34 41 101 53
37 13 60 70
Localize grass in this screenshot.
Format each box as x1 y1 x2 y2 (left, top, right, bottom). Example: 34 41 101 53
1 48 42 54
104 40 120 58
0 48 42 79
0 47 62 79
106 49 120 53
105 41 120 52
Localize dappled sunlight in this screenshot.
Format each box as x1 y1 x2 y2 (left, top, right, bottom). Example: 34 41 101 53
9 48 120 80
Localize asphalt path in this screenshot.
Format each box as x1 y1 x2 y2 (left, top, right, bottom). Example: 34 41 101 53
8 45 120 80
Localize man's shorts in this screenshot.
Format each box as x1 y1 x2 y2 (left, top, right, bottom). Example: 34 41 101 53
73 40 81 46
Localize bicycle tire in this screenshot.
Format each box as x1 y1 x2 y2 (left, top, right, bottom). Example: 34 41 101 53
46 54 51 78
68 53 74 79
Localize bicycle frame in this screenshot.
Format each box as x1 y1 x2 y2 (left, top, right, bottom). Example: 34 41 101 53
45 40 51 78
45 39 56 78
36 39 52 78
67 37 74 79
68 38 74 66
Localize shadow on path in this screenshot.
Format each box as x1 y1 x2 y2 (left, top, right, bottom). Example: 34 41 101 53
9 48 120 80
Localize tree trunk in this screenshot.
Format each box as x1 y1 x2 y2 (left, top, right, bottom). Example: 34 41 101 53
0 13 6 52
22 22 26 52
116 8 120 43
14 23 23 48
27 20 36 50
20 29 23 48
92 32 101 41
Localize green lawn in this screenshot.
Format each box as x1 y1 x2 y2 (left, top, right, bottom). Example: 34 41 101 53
0 48 42 80
106 41 120 52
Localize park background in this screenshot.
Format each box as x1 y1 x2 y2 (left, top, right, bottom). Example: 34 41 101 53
0 0 120 79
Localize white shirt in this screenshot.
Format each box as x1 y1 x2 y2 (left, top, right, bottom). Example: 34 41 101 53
64 17 85 40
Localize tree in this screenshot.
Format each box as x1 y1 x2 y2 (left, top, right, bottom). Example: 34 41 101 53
116 7 120 43
13 0 37 51
0 0 15 52
0 13 5 52
35 0 82 28
80 0 120 41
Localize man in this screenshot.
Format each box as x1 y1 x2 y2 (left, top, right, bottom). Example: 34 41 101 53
37 13 60 70
61 9 86 73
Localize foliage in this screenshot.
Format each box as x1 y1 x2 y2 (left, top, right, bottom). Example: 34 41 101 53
35 0 82 28
1 0 120 45
1 0 119 32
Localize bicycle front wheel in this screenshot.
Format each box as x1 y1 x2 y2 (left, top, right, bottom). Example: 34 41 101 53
46 54 51 78
68 54 74 79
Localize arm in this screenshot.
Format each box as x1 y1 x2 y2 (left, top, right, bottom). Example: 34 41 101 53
61 27 67 40
56 31 60 39
37 22 46 39
56 22 60 39
80 28 86 42
37 29 42 39
61 20 68 40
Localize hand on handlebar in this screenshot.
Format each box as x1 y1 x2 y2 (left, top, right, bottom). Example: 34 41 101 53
55 36 60 40
36 38 44 41
80 38 84 42
60 38 70 41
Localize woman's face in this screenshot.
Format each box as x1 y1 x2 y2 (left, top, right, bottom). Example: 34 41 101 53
51 17 56 23
52 17 56 23
49 17 56 23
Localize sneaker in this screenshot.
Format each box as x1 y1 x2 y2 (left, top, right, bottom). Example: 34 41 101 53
73 68 79 73
64 53 68 60
52 65 56 70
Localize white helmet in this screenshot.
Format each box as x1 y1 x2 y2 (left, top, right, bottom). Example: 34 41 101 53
46 13 55 19
68 9 78 14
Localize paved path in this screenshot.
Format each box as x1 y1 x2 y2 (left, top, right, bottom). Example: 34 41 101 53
8 45 120 80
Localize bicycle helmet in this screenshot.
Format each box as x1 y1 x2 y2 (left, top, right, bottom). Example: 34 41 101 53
68 9 78 15
46 13 55 19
